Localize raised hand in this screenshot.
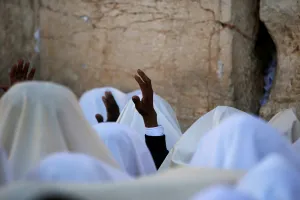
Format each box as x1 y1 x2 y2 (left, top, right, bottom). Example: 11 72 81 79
0 59 36 92
103 91 120 122
10 59 36 86
132 69 158 128
95 91 120 123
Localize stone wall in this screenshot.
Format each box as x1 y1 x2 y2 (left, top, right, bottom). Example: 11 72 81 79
0 0 40 92
259 0 300 120
1 0 261 131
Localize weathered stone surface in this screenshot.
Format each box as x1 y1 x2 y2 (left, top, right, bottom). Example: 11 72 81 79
259 0 300 120
1 0 260 130
0 0 40 86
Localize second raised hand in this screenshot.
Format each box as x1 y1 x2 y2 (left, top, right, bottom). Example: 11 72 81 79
95 91 120 123
103 91 120 122
10 59 35 86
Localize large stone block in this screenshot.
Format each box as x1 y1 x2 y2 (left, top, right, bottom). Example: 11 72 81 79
1 0 260 130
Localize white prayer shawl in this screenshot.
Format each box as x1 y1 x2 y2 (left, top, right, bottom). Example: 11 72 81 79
93 122 156 177
292 138 300 153
190 114 300 170
0 148 11 186
79 87 127 125
159 106 245 170
117 94 182 150
0 167 245 200
237 154 300 200
0 82 119 180
268 108 300 143
25 153 132 183
190 185 255 200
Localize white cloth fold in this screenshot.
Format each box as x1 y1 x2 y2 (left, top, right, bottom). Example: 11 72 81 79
0 148 11 186
190 185 255 200
268 108 300 143
237 154 300 200
159 106 245 170
292 138 300 152
117 94 181 150
93 122 156 177
25 153 132 183
190 114 300 170
79 87 127 125
0 82 119 180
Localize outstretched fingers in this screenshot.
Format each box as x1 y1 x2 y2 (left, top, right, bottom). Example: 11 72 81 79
135 69 154 100
10 64 17 81
22 62 30 78
27 68 36 80
132 69 157 126
102 91 114 109
134 74 146 89
105 91 117 105
137 69 151 85
102 91 120 122
17 60 24 75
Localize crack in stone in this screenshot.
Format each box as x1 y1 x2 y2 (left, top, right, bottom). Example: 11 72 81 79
216 21 254 40
199 0 216 20
206 25 223 110
41 0 253 42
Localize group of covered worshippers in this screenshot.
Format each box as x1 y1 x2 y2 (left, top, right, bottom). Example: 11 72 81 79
0 60 298 200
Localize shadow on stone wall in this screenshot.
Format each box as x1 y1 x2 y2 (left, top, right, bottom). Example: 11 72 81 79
254 20 277 114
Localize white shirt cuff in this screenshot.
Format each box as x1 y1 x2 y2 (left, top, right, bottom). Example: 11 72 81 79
145 125 164 136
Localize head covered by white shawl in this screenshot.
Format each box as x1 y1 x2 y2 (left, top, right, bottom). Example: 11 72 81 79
190 113 300 170
25 153 132 183
93 122 156 177
268 108 300 143
159 106 245 170
190 185 255 200
79 87 127 125
0 81 119 180
237 154 300 200
117 93 182 150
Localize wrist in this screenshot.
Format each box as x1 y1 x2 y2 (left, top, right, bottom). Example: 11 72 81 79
143 113 158 128
107 114 120 122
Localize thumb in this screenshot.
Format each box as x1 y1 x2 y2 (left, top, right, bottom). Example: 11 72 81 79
95 114 104 123
132 96 141 110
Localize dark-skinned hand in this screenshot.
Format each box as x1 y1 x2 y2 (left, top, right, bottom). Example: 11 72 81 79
10 59 36 85
132 69 158 128
0 59 36 92
95 91 120 123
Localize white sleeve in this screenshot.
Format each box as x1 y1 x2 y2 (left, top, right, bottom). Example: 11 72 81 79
145 125 164 136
